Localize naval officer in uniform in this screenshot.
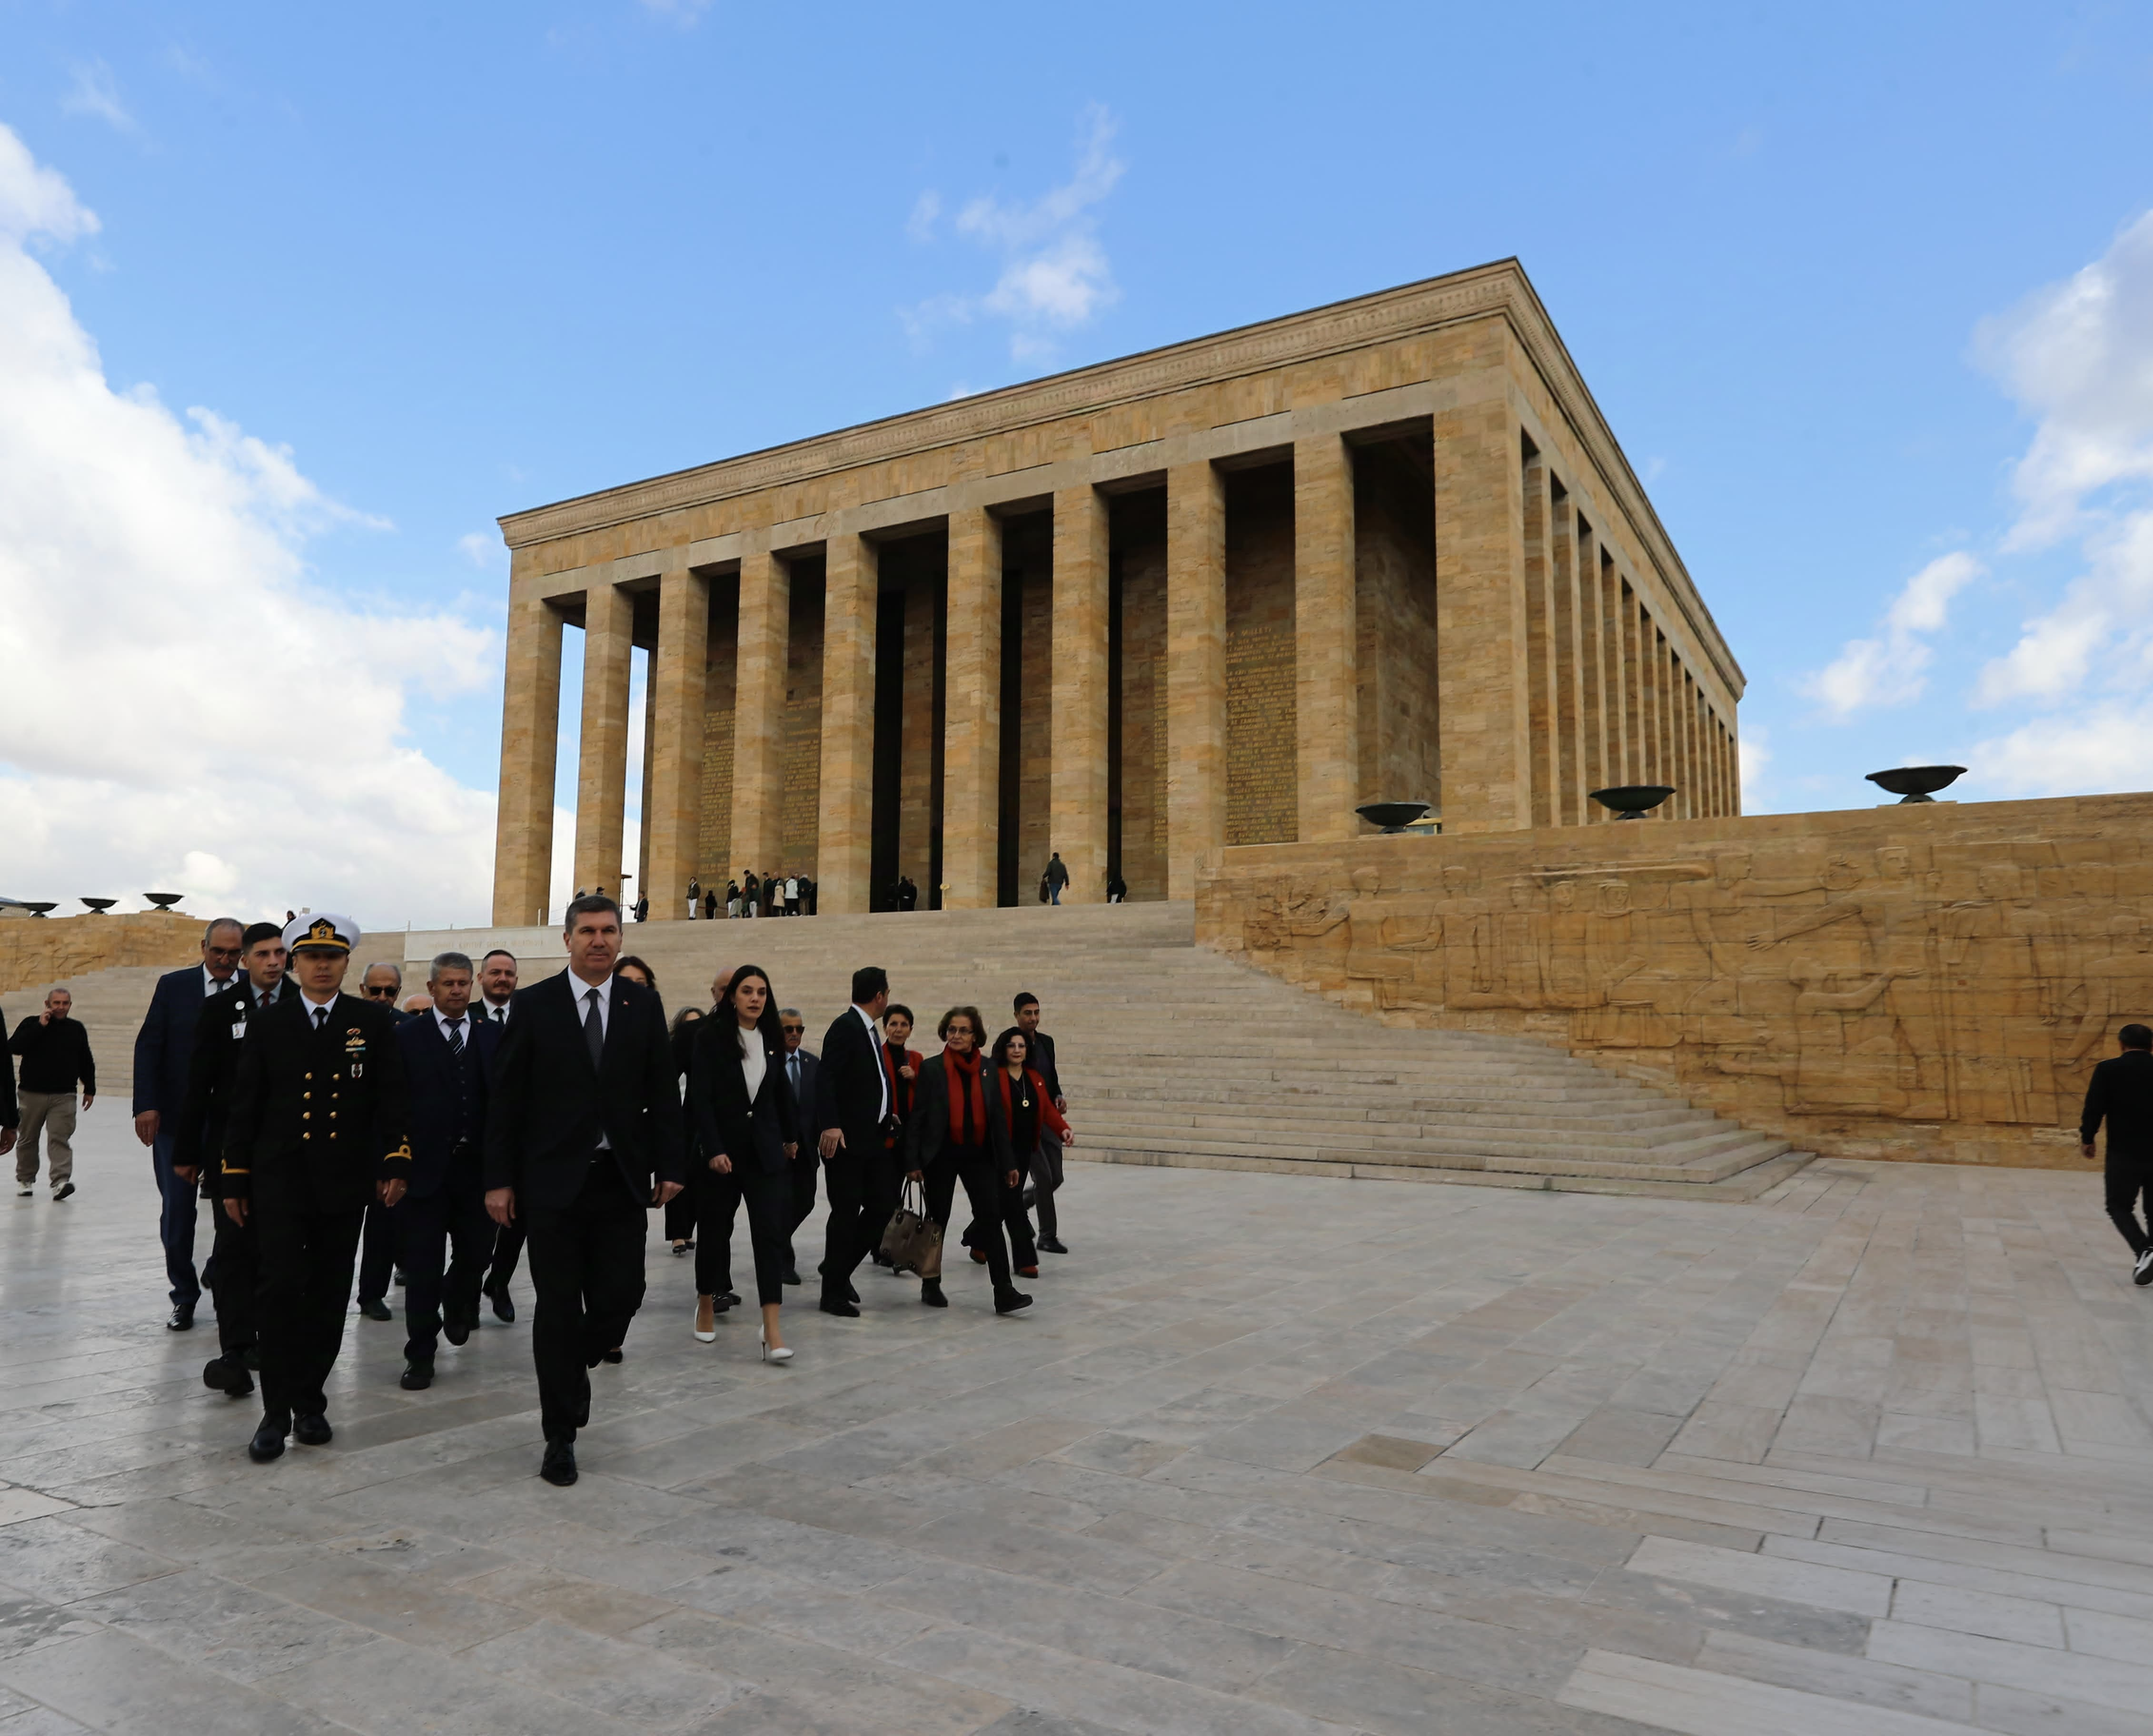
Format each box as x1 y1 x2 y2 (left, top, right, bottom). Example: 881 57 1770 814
222 913 411 1463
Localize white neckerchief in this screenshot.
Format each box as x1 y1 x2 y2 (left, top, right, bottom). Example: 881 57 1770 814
738 1021 767 1099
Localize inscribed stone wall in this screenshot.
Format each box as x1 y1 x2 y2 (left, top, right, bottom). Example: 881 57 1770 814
1354 443 1440 816
0 911 199 998
1116 524 1168 901
779 564 824 878
696 579 739 885
1196 793 2153 1169
1018 569 1055 893
1225 466 1297 847
897 562 942 891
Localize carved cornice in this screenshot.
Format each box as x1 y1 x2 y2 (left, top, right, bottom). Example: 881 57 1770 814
499 258 1741 692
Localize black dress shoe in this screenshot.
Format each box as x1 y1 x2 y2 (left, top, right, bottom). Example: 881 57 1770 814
993 1288 1033 1316
292 1412 333 1447
358 1297 392 1322
442 1307 472 1348
921 1280 947 1308
248 1417 288 1462
601 1348 624 1364
1039 1235 1068 1254
400 1359 434 1391
203 1356 253 1397
167 1304 195 1331
540 1439 578 1485
485 1282 516 1323
393 1266 407 1288
818 1296 860 1318
781 1266 802 1286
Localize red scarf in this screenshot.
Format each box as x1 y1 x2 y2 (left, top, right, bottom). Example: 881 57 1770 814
944 1044 986 1146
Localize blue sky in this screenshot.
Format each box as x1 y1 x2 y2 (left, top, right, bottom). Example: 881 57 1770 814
2 1 2152 926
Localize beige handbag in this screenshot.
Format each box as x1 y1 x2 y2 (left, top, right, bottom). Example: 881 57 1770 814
881 1177 943 1279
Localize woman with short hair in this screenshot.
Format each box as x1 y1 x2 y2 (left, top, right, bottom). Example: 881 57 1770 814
903 1006 1031 1316
689 964 799 1360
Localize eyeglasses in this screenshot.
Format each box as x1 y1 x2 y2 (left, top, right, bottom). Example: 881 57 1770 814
361 985 398 999
780 1024 804 1035
205 946 242 961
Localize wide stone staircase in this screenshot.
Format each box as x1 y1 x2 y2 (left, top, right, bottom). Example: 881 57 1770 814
21 905 1807 1199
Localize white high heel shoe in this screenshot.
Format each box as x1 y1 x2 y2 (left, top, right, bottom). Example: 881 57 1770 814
761 1332 793 1364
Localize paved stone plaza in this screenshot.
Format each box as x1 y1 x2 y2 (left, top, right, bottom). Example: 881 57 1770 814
1 1120 2150 1735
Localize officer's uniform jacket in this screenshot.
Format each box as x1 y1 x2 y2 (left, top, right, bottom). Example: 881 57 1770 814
221 991 412 1211
174 978 288 1200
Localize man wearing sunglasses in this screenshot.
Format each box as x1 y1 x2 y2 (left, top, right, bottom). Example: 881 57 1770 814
132 917 246 1332
354 961 415 1322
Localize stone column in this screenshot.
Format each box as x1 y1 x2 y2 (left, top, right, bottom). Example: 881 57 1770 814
1602 559 1630 796
1729 719 1744 815
942 505 1003 908
572 580 634 900
1576 521 1607 819
643 560 708 921
1549 494 1583 825
1049 485 1110 901
729 549 790 881
1433 400 1533 832
491 585 563 927
817 532 879 914
1292 434 1359 843
1618 582 1642 787
1521 453 1558 829
1166 460 1227 898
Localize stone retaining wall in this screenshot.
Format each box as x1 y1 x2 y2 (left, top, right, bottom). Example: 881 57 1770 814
1196 794 2153 1168
0 911 200 997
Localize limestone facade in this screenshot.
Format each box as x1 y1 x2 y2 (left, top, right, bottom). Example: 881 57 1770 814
0 911 199 999
1195 793 2153 1169
489 261 1743 924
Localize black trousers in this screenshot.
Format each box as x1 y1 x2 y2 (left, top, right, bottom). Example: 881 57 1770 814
924 1145 1013 1291
254 1201 366 1424
357 1199 397 1302
785 1149 820 1264
820 1151 867 1303
1031 1138 1064 1239
397 1182 493 1361
486 1219 526 1292
694 1161 790 1306
962 1168 1037 1268
2106 1158 2153 1256
861 1141 904 1265
207 1207 259 1358
525 1160 647 1442
663 1186 698 1243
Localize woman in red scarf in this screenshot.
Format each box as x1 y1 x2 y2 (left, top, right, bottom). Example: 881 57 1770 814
902 1006 1031 1314
985 1027 1074 1278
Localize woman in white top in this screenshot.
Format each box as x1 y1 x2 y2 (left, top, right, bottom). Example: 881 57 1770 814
687 964 800 1360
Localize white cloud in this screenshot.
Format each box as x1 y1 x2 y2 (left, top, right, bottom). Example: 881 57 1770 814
1977 210 2153 551
61 61 135 135
0 123 498 930
1973 699 2153 797
0 126 99 243
1803 551 1982 717
1737 723 1770 811
903 105 1125 362
457 530 503 568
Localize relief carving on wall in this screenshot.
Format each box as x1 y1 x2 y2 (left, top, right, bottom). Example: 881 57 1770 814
1210 809 2153 1160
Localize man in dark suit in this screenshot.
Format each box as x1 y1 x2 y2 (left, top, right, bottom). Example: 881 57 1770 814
2083 1021 2153 1285
1014 991 1070 1255
777 1007 822 1285
472 949 523 1321
0 996 16 1162
174 921 291 1398
131 917 245 1329
222 914 411 1463
814 966 893 1317
484 894 683 1487
392 951 498 1390
352 960 415 1321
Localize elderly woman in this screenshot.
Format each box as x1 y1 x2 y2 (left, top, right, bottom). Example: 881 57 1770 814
903 1006 1032 1317
689 964 799 1361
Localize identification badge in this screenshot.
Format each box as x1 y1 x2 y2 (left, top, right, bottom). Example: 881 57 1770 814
231 1021 247 1040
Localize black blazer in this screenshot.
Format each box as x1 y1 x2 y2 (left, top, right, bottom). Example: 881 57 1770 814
2083 1049 2153 1154
903 1051 1013 1174
175 981 288 1197
222 993 413 1212
690 1018 799 1177
0 1001 14 1130
395 1012 497 1197
1027 1029 1063 1103
816 1008 891 1160
483 970 683 1211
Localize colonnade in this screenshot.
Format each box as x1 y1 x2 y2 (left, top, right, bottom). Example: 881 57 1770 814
489 297 1745 928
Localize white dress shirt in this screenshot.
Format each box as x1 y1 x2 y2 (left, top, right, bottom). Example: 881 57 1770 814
433 1006 471 1046
572 972 615 1147
299 988 337 1030
738 1022 766 1099
480 997 511 1026
853 1004 890 1121
204 966 238 999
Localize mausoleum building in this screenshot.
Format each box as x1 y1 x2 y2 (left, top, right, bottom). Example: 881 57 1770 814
489 260 1742 924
